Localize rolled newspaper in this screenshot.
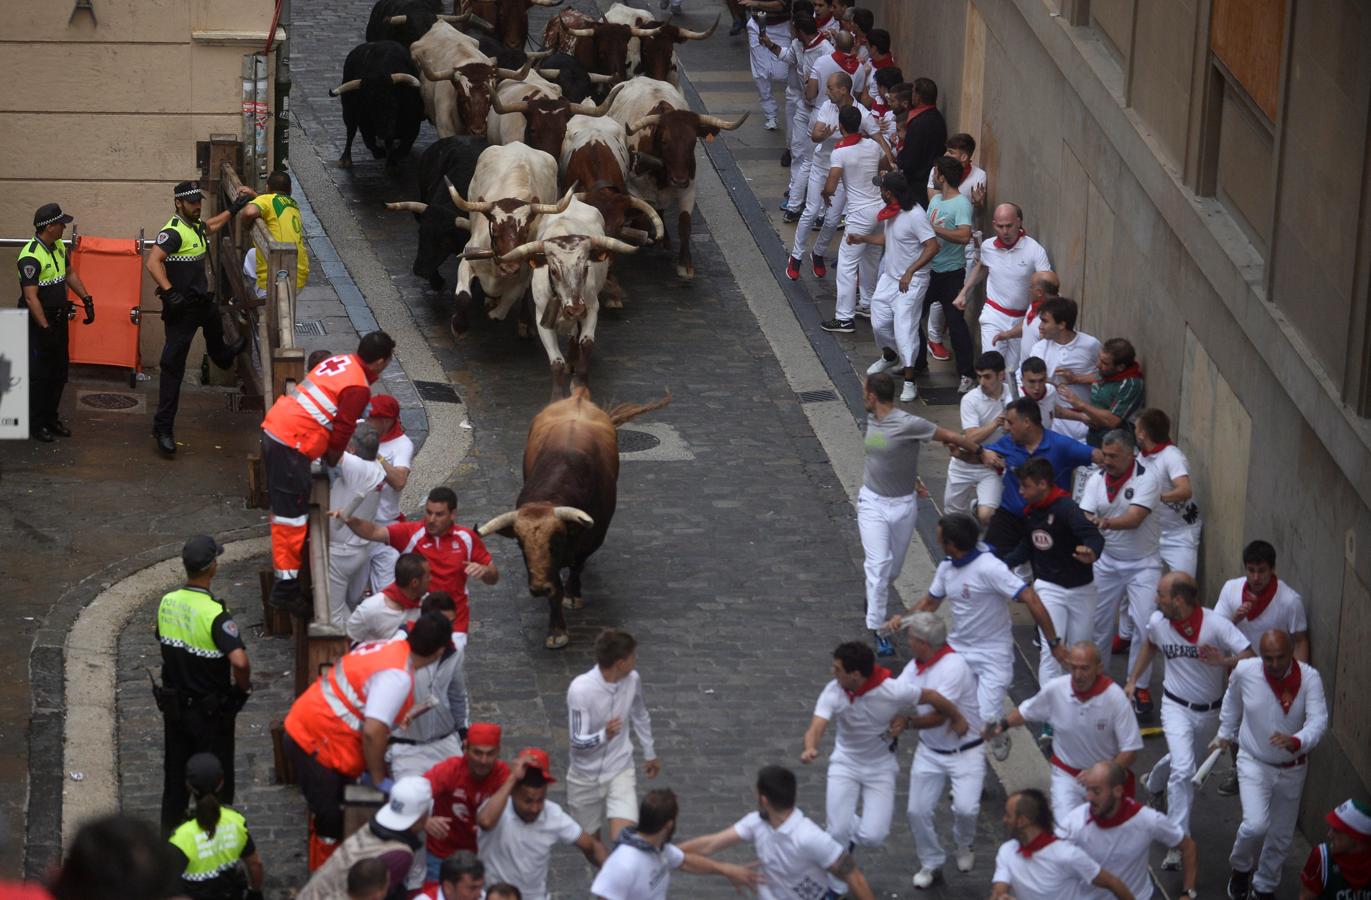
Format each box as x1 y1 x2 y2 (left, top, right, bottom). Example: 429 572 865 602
342 489 370 519
1192 747 1223 788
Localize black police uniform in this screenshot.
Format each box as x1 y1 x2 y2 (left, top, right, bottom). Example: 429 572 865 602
15 203 88 436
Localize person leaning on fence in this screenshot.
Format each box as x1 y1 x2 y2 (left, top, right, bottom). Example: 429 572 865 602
146 180 256 456
167 752 266 900
240 169 310 295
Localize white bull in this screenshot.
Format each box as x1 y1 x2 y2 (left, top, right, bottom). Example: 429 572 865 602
412 20 529 137
603 2 655 78
485 70 562 145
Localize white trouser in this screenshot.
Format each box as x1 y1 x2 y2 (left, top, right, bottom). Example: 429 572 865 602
791 170 844 262
957 644 1013 724
328 544 374 626
748 22 788 121
784 88 800 145
1151 697 1220 836
786 104 814 211
387 731 464 780
835 202 882 319
1230 750 1307 891
978 304 1026 375
1160 523 1201 576
826 756 896 890
368 538 401 594
1036 579 1098 683
870 271 927 368
1092 553 1162 688
1050 765 1087 830
907 743 986 868
943 459 1003 518
857 486 919 630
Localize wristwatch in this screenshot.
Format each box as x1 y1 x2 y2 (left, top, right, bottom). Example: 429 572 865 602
1047 637 1062 649
1182 890 1197 899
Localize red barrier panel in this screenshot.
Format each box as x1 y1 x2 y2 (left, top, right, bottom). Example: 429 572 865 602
66 235 144 373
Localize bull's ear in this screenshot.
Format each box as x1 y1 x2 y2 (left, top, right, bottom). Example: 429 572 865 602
700 127 720 142
528 255 548 269
590 248 611 263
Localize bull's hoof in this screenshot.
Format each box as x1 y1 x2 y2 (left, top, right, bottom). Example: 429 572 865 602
604 296 623 310
676 262 695 279
338 156 353 169
562 595 585 609
545 632 569 650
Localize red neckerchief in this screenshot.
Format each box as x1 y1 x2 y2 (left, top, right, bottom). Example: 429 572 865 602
815 13 833 29
962 162 973 179
830 50 860 74
1100 362 1143 383
1264 661 1302 715
905 103 934 124
1017 831 1057 858
871 52 895 69
876 201 902 222
1073 674 1114 702
1023 486 1069 517
994 228 1026 250
1104 466 1133 502
1332 848 1371 889
844 665 891 702
871 102 890 116
1241 576 1279 621
379 418 405 442
1025 298 1044 325
834 133 863 149
382 582 420 610
804 32 828 50
1140 440 1173 457
1090 797 1143 829
1170 605 1204 644
915 644 955 675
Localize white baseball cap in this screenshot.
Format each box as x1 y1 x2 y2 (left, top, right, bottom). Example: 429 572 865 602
375 776 433 831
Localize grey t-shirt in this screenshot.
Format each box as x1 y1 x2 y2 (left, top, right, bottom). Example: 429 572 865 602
863 409 937 497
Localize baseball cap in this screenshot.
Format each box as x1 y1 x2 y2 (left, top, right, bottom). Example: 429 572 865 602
174 180 204 201
519 747 557 784
1327 798 1371 839
368 394 401 419
185 753 224 794
33 203 73 229
182 534 225 572
374 776 433 831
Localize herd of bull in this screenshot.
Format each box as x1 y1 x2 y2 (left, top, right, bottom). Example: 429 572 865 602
333 0 745 395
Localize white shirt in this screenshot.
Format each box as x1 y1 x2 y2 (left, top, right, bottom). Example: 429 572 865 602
477 798 583 900
1144 608 1251 705
1079 461 1161 561
1021 312 1045 366
813 676 919 771
811 100 877 171
591 840 685 900
1018 675 1142 771
1218 658 1328 765
361 666 413 728
346 591 417 644
895 649 982 751
829 138 884 210
1139 444 1202 533
809 53 868 102
992 836 1101 900
948 384 1008 480
329 453 386 549
928 550 1028 653
1028 332 1102 405
1023 382 1059 431
376 432 415 523
393 629 467 741
1060 802 1183 900
733 809 842 900
567 666 656 782
927 163 987 200
980 233 1052 312
878 205 936 282
1213 576 1307 648
794 37 834 106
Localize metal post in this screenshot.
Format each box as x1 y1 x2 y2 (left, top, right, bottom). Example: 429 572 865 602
273 0 292 172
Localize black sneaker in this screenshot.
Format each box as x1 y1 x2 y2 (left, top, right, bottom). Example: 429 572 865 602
812 215 825 231
781 148 792 167
782 209 800 224
1227 870 1252 900
820 318 855 333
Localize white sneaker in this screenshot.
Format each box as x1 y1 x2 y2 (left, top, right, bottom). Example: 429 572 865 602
899 381 916 402
867 356 898 375
958 375 975 393
913 867 942 889
955 847 975 873
1162 848 1182 871
764 116 778 130
991 733 1012 761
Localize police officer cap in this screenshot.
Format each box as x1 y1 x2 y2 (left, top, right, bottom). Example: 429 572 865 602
174 181 204 201
185 752 224 794
33 203 74 229
182 534 225 572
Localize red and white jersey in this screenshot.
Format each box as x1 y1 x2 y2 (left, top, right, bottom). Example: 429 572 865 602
1079 461 1161 561
979 233 1052 313
1144 608 1251 705
1018 675 1141 771
813 673 918 770
894 648 982 751
1218 658 1328 765
1059 800 1183 900
1138 444 1202 533
929 550 1028 653
992 835 1101 900
1213 576 1307 649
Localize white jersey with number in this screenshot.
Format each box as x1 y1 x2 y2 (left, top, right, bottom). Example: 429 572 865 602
1144 608 1251 705
1079 462 1161 561
1059 802 1183 900
928 550 1028 653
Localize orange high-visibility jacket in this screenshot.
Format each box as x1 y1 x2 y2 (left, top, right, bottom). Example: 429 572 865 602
261 353 370 459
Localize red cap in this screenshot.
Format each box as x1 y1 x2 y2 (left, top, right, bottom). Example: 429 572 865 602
368 394 400 419
518 747 557 784
466 722 502 748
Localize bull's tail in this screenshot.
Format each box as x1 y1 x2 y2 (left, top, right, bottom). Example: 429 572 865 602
607 392 672 427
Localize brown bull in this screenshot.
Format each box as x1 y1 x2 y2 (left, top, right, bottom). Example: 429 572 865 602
478 388 670 648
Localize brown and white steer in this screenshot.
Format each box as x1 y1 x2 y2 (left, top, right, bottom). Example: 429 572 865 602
458 0 562 50
412 20 529 137
601 4 717 85
488 78 620 159
608 77 747 277
478 388 671 648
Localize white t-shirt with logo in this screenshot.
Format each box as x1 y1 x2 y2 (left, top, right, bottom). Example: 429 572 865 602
829 138 884 211
895 650 983 751
811 100 877 172
928 551 1028 653
1213 576 1307 648
375 432 415 523
733 809 843 900
477 798 583 900
947 385 1008 482
590 840 685 900
1079 462 1161 561
1060 802 1183 900
878 205 937 283
980 234 1052 312
1017 675 1142 771
1144 608 1251 706
1139 445 1202 533
992 837 1101 900
813 676 918 772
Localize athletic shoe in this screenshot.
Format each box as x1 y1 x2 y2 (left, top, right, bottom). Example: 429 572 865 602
991 733 1012 761
1161 848 1182 871
812 255 827 278
1111 633 1131 653
765 116 778 130
874 632 895 657
1132 688 1154 720
837 215 846 229
958 375 975 393
867 355 899 375
781 148 792 167
782 209 800 224
955 848 974 873
1217 768 1240 796
912 867 942 889
786 257 801 281
899 381 916 402
1228 869 1253 900
812 215 825 231
820 318 854 333
1037 723 1054 751
854 305 871 319
779 197 791 211
927 340 950 361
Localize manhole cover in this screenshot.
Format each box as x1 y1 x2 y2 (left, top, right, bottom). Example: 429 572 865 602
79 392 139 410
617 429 661 453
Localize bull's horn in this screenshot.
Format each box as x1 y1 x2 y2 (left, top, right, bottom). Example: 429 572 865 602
526 50 554 60
567 26 596 37
535 68 562 79
530 185 576 215
494 60 533 81
677 13 720 40
445 175 491 214
385 200 429 214
490 93 529 115
454 216 472 231
589 234 638 255
498 239 546 263
477 511 518 536
328 79 363 96
390 72 422 88
467 13 495 30
529 0 563 6
462 247 496 261
700 110 749 131
420 62 457 82
437 12 468 23
588 72 619 85
629 24 664 37
631 150 664 170
567 87 617 117
553 506 594 527
386 14 408 25
626 113 661 134
626 195 665 240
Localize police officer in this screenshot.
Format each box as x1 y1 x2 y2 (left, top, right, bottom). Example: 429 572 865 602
168 753 266 900
145 181 255 456
17 203 94 442
155 534 252 835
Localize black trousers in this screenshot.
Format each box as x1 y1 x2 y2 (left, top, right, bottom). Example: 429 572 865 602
985 506 1027 560
161 702 237 835
28 308 69 428
285 733 349 840
914 268 975 378
155 300 235 434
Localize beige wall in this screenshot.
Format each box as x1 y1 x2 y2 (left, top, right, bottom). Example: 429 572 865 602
0 0 278 364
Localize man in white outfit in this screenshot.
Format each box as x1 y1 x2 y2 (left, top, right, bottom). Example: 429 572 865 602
942 351 1009 524
1125 572 1253 868
989 271 1058 372
991 788 1135 900
823 105 889 327
955 202 1053 377
758 13 831 219
1217 629 1328 900
365 395 415 594
347 552 428 644
566 628 660 842
1027 297 1101 439
746 4 791 132
1134 408 1202 575
892 612 985 889
327 428 387 624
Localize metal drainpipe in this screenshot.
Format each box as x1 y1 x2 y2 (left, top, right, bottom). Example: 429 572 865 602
274 0 292 172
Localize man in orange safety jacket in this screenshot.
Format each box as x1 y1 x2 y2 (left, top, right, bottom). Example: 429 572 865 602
261 330 396 614
284 610 451 869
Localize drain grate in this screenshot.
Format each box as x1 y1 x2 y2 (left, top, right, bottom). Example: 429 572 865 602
414 380 462 404
617 429 662 453
295 320 326 337
79 392 138 410
796 388 838 404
